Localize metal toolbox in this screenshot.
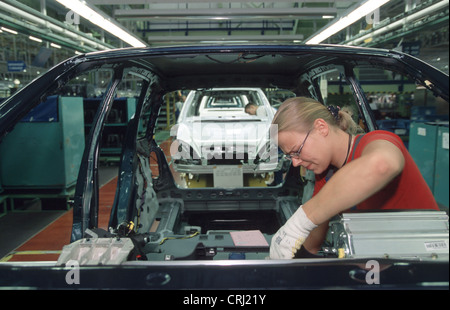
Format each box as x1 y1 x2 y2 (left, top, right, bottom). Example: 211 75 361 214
0 96 84 190
328 211 449 261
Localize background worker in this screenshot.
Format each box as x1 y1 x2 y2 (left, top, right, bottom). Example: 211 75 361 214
245 102 268 117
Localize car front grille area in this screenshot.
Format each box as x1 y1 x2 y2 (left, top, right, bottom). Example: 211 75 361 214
207 152 250 165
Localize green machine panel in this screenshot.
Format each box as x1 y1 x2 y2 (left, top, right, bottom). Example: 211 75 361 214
434 126 449 208
0 96 85 190
409 122 439 192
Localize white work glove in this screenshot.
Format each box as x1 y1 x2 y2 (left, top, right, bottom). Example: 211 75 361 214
270 205 317 259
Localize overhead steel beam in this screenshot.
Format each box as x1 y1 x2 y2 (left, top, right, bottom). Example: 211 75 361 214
0 12 99 52
362 15 449 47
343 0 449 45
114 7 337 20
0 0 114 50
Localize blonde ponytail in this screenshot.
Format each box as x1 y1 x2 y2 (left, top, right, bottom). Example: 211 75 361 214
272 97 363 135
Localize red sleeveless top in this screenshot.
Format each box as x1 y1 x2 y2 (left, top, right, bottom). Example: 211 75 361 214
313 130 439 211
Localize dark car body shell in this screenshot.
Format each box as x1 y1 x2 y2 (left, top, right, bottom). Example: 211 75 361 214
0 44 448 289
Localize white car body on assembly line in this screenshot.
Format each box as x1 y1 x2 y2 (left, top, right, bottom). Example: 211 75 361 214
171 88 282 184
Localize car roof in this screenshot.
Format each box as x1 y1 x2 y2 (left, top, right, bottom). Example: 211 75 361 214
191 87 264 91
75 44 447 91
1 44 448 138
99 44 373 90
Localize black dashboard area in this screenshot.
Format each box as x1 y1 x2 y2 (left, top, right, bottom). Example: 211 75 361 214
139 197 301 261
180 210 280 235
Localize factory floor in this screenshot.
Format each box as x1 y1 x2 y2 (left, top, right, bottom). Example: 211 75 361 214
0 165 118 262
0 130 171 262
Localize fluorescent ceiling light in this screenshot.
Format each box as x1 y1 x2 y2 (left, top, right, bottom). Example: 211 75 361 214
1 26 18 34
306 0 391 44
56 0 146 48
29 35 43 42
51 43 62 49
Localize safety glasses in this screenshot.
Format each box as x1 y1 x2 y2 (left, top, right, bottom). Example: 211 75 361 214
284 129 312 160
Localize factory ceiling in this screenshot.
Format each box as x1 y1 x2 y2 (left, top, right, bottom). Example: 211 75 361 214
0 0 448 86
0 0 447 49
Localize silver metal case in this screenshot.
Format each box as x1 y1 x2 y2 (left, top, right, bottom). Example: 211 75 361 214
328 211 449 261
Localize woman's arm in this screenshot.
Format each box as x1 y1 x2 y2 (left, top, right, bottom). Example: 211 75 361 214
303 139 405 225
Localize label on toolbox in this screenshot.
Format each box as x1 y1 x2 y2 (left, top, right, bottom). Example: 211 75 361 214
442 132 449 150
424 240 449 252
417 127 427 136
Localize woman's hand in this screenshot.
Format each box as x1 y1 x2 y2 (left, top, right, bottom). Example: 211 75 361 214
270 206 318 259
